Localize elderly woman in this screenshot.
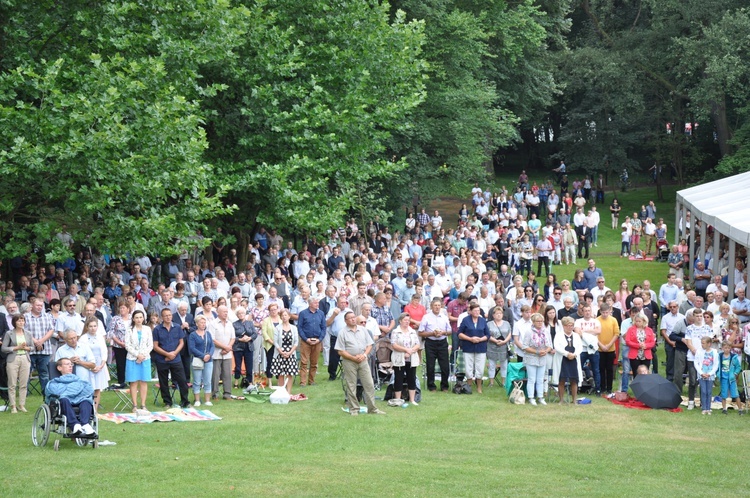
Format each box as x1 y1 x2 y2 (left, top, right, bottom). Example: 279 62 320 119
521 313 553 406
458 303 490 393
261 303 282 378
625 313 657 376
233 307 257 389
249 293 269 372
107 298 130 388
270 309 299 393
2 315 33 413
189 315 215 406
391 313 420 405
125 310 153 411
487 307 512 387
553 316 582 404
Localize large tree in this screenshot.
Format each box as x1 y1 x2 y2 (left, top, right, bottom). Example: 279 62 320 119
0 0 249 260
201 0 427 263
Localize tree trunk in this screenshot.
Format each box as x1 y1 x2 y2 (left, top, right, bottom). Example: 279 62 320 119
710 93 733 157
236 231 250 271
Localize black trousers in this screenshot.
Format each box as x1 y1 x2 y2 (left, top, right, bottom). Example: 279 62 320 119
265 346 275 378
180 346 192 383
0 354 7 401
664 343 674 381
112 347 127 385
328 340 341 380
394 364 417 391
425 339 450 390
599 351 616 393
155 361 189 407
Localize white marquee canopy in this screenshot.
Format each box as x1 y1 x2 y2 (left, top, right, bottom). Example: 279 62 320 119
675 170 750 294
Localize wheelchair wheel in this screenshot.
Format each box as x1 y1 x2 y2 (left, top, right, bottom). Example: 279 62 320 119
32 405 51 447
54 439 60 452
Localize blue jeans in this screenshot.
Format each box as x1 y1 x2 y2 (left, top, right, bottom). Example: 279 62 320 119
525 363 545 400
580 351 601 392
233 348 254 382
591 226 598 244
192 361 214 394
29 354 51 393
699 378 713 411
620 345 631 392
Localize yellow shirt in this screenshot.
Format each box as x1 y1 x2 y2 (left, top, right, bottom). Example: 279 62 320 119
597 316 620 352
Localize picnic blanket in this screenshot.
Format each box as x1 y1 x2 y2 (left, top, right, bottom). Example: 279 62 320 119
99 408 222 424
606 395 682 412
628 255 654 262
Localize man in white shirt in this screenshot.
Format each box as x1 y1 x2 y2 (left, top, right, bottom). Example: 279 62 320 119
587 207 601 247
705 275 728 299
573 207 587 228
590 277 611 302
574 304 602 394
660 300 684 382
512 306 532 363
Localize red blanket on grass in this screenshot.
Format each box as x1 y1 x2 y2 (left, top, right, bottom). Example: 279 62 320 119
606 395 682 413
628 256 654 261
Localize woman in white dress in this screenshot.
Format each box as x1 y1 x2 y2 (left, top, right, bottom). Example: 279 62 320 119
81 316 110 411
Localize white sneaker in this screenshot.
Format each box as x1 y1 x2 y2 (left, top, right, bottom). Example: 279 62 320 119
72 423 83 435
529 399 537 406
81 424 95 435
194 400 201 407
204 401 213 407
538 398 547 406
687 401 695 410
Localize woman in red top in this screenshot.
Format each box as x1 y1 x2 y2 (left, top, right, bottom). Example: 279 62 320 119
625 313 656 376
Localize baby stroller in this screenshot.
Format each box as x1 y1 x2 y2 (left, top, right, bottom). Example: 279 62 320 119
655 238 669 262
373 333 394 391
579 359 596 394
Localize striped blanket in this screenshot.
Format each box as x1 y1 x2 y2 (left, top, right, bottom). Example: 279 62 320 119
99 408 222 424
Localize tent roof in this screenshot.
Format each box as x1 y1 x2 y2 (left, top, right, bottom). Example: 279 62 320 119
676 171 750 246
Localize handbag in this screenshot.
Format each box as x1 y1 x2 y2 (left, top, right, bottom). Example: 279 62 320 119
509 381 526 405
192 333 210 370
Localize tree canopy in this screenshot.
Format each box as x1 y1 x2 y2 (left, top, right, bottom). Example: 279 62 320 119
1 0 749 261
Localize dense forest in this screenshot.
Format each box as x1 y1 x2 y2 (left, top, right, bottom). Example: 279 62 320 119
1 0 748 261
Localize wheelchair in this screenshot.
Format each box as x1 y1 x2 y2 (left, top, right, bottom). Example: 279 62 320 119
32 397 99 451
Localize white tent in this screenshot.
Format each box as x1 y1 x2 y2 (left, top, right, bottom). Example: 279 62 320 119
675 171 750 294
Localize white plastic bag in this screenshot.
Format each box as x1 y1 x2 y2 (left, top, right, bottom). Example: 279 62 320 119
269 386 291 405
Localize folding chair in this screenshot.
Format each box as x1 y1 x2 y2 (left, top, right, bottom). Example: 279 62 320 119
152 382 177 406
109 387 133 412
28 375 43 396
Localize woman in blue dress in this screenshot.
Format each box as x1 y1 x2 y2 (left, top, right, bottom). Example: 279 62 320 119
125 310 153 411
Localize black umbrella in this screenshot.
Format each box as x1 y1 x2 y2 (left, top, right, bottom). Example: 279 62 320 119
630 374 682 409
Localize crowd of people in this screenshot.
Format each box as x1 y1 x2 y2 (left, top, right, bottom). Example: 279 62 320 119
1 167 749 416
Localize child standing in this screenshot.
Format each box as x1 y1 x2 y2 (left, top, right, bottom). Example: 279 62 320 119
693 336 719 415
718 341 744 415
621 226 630 257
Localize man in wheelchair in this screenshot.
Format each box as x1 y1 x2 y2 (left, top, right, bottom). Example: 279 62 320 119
45 358 96 437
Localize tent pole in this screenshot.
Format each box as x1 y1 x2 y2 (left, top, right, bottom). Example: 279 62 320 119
699 218 706 267
688 212 695 286
728 242 736 300
712 229 720 280
674 201 680 246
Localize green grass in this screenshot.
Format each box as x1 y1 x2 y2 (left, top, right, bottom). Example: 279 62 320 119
2 374 748 497
3 179 742 497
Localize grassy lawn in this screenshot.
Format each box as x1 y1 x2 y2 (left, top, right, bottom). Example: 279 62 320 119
3 177 746 497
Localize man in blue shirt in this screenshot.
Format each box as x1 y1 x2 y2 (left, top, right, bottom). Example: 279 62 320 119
152 309 190 408
297 298 327 386
583 259 604 290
